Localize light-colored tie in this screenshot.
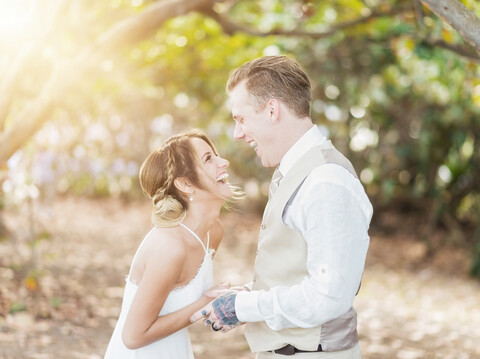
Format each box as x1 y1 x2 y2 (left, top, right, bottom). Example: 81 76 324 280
269 166 283 199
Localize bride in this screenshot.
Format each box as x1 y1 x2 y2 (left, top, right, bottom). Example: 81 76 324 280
105 129 236 358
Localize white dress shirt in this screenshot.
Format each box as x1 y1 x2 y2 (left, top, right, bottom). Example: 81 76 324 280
236 125 373 330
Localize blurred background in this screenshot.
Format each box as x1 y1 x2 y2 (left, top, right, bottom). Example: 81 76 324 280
1 0 480 358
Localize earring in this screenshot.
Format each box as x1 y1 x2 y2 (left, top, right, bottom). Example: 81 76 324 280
189 194 193 202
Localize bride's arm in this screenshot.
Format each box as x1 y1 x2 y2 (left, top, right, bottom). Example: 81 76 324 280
121 238 210 349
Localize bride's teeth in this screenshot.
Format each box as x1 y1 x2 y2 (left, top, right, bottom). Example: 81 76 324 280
216 173 229 182
249 142 257 147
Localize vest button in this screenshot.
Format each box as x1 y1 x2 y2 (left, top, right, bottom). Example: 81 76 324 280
261 224 266 230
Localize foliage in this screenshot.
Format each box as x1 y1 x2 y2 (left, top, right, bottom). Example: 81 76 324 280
1 0 480 283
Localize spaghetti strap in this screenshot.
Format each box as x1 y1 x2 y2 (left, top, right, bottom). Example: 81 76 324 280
106 222 214 359
179 223 209 254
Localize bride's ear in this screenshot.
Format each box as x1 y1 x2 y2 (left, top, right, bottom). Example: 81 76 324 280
174 177 193 196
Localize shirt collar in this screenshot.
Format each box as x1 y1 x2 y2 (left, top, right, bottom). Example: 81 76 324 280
278 125 327 177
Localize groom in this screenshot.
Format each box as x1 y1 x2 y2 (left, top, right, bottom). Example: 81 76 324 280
191 56 373 358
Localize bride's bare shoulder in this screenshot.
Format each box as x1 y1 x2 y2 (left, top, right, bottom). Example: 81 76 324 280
145 226 188 256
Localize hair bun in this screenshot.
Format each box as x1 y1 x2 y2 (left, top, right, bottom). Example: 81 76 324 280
152 195 186 227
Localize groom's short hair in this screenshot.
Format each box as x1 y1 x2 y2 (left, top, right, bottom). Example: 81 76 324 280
226 55 311 118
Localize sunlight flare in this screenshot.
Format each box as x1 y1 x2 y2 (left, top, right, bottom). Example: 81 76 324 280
0 0 34 33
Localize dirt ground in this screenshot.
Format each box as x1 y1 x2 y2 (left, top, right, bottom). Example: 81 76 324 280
1 196 479 359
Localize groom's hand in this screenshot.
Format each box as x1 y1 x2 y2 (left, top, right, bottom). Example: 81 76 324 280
212 293 240 327
190 293 241 332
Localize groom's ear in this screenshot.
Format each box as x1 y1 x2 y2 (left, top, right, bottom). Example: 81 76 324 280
267 99 280 124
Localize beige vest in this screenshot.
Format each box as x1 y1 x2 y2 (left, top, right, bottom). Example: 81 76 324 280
244 142 359 353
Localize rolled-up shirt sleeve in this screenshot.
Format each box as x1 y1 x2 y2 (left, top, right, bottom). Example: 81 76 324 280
235 164 372 330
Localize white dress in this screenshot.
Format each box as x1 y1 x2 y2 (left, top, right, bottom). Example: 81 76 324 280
104 223 214 359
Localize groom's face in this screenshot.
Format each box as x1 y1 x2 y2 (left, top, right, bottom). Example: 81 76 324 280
229 80 278 168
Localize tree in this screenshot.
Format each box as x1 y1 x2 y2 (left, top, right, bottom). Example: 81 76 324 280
0 0 217 165
1 0 480 273
421 0 480 54
0 0 479 165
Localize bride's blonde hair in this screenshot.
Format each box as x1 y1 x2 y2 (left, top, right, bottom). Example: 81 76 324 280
139 129 223 227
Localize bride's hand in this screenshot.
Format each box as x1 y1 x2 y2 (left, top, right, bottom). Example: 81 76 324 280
203 281 231 299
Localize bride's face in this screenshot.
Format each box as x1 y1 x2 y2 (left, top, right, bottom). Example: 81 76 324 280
190 137 233 201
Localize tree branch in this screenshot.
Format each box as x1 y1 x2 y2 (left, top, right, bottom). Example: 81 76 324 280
204 4 414 39
0 0 219 165
207 1 479 63
0 0 67 131
425 38 480 63
413 0 426 29
0 44 34 131
90 0 215 56
420 0 480 55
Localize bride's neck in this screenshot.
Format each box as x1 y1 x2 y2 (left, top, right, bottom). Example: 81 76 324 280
181 204 220 237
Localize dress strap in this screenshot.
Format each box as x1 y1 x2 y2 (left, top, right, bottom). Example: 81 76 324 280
179 223 209 254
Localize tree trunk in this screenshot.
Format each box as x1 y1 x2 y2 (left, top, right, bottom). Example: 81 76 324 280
420 0 480 54
0 0 216 165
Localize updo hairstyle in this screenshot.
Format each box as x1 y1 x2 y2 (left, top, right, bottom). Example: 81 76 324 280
139 129 219 227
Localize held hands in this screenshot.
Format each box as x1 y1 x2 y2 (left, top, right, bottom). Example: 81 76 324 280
191 292 242 333
204 281 231 299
